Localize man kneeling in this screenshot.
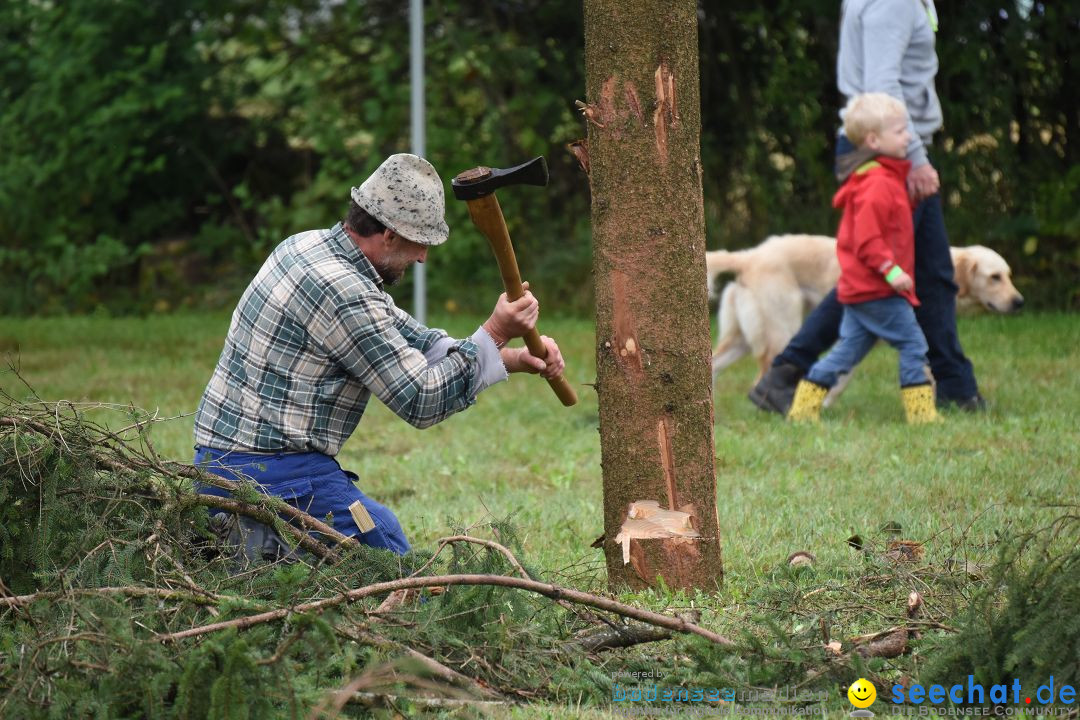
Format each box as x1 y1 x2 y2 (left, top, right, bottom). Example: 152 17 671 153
193 154 564 556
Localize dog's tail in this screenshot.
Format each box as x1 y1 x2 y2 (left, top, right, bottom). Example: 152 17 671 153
704 249 751 299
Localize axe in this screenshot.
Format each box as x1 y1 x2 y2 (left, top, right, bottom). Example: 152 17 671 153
452 157 578 407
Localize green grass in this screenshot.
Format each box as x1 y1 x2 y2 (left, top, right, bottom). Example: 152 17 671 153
2 310 1078 715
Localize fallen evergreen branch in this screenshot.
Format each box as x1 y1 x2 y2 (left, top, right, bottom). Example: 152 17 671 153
1 585 226 609
574 624 673 652
922 511 1080 689
157 572 737 646
5 386 1050 718
0 414 360 556
1 391 747 717
342 627 503 700
306 655 505 718
416 534 616 631
416 534 533 579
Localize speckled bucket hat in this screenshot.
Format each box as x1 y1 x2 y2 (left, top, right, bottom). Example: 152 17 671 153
351 154 449 246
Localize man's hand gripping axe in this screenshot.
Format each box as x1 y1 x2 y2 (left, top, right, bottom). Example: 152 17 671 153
452 157 577 406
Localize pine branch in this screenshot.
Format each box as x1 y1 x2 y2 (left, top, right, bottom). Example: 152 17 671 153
415 535 612 630
573 624 673 652
339 626 502 700
411 535 532 579
157 573 737 647
1 585 225 608
1 413 362 560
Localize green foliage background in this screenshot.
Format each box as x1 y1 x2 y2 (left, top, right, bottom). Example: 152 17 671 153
1 0 1076 314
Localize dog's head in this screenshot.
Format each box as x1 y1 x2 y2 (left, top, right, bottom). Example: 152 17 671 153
952 245 1024 313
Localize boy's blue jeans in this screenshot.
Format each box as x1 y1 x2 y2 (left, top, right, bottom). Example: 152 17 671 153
805 296 930 389
193 447 410 555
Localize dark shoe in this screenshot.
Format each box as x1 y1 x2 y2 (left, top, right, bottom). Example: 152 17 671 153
210 512 304 569
748 363 806 415
940 393 986 413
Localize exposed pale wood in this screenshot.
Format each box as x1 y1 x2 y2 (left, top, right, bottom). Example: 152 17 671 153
614 500 700 567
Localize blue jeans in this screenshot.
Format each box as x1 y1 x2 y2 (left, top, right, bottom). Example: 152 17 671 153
805 297 930 388
193 447 410 555
772 138 978 401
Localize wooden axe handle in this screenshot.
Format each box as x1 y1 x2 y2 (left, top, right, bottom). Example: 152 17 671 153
464 193 578 407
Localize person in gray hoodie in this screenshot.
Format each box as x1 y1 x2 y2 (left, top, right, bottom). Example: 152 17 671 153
750 0 985 415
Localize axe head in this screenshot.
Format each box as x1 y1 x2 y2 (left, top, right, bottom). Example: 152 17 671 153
451 156 548 201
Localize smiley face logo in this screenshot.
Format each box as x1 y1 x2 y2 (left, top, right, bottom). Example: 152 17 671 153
848 678 877 708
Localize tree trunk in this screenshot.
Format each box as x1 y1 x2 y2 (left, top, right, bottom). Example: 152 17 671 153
583 0 723 591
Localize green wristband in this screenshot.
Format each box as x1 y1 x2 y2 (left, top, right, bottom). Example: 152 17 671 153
885 266 903 283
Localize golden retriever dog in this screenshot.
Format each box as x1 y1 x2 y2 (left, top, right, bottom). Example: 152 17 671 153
707 234 1023 384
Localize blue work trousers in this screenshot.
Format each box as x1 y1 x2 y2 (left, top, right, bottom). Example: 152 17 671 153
194 447 410 555
805 297 930 389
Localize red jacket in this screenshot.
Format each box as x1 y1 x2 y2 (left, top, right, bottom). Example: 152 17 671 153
832 155 919 306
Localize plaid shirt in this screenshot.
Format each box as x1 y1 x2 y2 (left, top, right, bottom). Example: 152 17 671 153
195 223 502 455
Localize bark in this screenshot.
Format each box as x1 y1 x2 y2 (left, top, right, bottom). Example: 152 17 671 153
584 0 723 590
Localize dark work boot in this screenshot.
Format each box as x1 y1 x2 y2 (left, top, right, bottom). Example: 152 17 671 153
748 363 806 415
940 393 987 413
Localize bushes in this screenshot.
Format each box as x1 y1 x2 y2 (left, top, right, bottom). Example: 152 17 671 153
0 1 215 313
1 1 1076 314
923 513 1080 692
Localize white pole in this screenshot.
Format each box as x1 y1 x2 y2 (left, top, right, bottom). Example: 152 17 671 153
410 0 427 325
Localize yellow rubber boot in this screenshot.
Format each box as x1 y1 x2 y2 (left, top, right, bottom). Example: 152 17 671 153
902 383 943 424
787 380 828 423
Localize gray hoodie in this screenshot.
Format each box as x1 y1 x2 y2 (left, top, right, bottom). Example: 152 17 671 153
837 0 942 168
